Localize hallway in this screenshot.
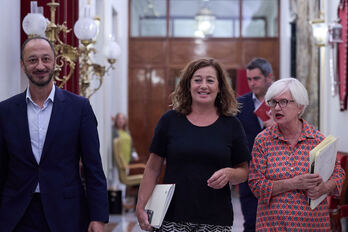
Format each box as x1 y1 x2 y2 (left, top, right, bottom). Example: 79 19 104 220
105 189 244 232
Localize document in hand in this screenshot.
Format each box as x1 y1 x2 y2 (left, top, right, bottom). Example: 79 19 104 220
254 100 271 121
145 184 175 229
309 135 338 210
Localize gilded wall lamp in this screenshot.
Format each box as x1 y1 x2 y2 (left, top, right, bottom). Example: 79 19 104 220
73 6 121 98
22 0 121 98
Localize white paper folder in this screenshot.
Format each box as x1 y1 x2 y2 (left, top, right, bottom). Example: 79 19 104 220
145 184 175 228
309 135 338 209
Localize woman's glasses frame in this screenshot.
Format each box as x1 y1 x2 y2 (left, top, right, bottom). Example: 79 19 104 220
267 99 295 108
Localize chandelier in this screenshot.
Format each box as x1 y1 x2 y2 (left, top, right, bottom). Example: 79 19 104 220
22 0 121 98
194 0 216 38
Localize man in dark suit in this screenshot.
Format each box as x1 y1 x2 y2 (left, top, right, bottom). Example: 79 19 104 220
0 37 108 232
237 58 274 232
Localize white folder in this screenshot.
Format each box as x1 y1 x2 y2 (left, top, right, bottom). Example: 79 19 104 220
309 135 338 209
145 184 175 228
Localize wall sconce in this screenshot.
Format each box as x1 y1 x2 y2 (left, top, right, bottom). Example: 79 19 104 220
310 14 328 47
328 19 343 45
73 6 120 98
22 0 121 98
328 19 343 97
22 1 79 88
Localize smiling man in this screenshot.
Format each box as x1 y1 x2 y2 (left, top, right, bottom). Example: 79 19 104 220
21 38 56 88
0 37 108 232
236 57 274 232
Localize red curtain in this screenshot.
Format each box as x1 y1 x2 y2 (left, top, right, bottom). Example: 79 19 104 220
236 69 251 97
338 0 348 111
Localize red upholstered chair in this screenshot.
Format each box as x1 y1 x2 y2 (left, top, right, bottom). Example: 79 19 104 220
328 153 348 232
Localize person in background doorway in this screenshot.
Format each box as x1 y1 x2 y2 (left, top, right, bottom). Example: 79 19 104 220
248 78 345 231
236 57 274 231
112 112 139 165
136 58 250 232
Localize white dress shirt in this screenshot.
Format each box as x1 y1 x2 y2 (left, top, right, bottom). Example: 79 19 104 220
26 86 55 192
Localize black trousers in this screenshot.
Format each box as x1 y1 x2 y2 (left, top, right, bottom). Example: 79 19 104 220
14 193 51 232
239 182 258 232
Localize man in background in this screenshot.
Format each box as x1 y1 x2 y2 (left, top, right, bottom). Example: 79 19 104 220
237 57 274 232
0 37 108 232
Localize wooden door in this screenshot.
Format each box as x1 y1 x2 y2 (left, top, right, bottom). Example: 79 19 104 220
128 67 169 161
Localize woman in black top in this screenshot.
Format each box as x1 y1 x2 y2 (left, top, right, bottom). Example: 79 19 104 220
136 58 250 232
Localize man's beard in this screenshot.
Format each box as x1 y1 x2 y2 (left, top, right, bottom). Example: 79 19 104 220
25 67 55 87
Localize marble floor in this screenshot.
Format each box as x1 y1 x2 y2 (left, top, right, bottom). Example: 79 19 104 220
106 190 244 232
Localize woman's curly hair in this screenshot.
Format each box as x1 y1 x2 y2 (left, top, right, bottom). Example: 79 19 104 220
170 58 239 116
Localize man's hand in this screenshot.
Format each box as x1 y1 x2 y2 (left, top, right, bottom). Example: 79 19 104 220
88 221 105 232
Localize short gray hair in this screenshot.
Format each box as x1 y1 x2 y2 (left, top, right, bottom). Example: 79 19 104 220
265 78 309 116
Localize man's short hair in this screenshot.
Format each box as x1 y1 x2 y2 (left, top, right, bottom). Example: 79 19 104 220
21 36 56 62
246 58 273 77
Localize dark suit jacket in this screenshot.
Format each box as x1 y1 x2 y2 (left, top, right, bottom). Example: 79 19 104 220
237 92 263 196
0 87 108 232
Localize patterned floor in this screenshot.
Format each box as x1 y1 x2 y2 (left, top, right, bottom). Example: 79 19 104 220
106 190 244 232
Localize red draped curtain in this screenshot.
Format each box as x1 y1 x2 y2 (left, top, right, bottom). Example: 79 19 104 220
338 0 348 111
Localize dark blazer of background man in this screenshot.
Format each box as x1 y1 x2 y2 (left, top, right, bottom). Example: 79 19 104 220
236 58 274 232
0 37 108 232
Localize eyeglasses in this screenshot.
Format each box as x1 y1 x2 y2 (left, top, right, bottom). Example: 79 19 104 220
267 99 295 108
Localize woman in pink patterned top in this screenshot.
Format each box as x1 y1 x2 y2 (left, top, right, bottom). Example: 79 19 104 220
248 78 345 231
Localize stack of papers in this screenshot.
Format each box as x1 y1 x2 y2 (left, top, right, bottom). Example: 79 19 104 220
309 135 338 209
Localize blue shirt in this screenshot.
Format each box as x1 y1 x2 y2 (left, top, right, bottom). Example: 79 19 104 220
26 86 55 192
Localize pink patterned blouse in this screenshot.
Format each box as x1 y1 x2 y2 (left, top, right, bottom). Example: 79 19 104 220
248 120 345 231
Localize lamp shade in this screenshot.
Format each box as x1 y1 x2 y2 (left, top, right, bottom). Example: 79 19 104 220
103 41 121 59
22 13 47 37
312 23 328 46
74 17 97 40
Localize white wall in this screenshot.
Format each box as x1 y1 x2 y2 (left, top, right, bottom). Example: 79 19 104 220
0 0 21 101
280 0 291 79
321 0 348 152
81 0 129 184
